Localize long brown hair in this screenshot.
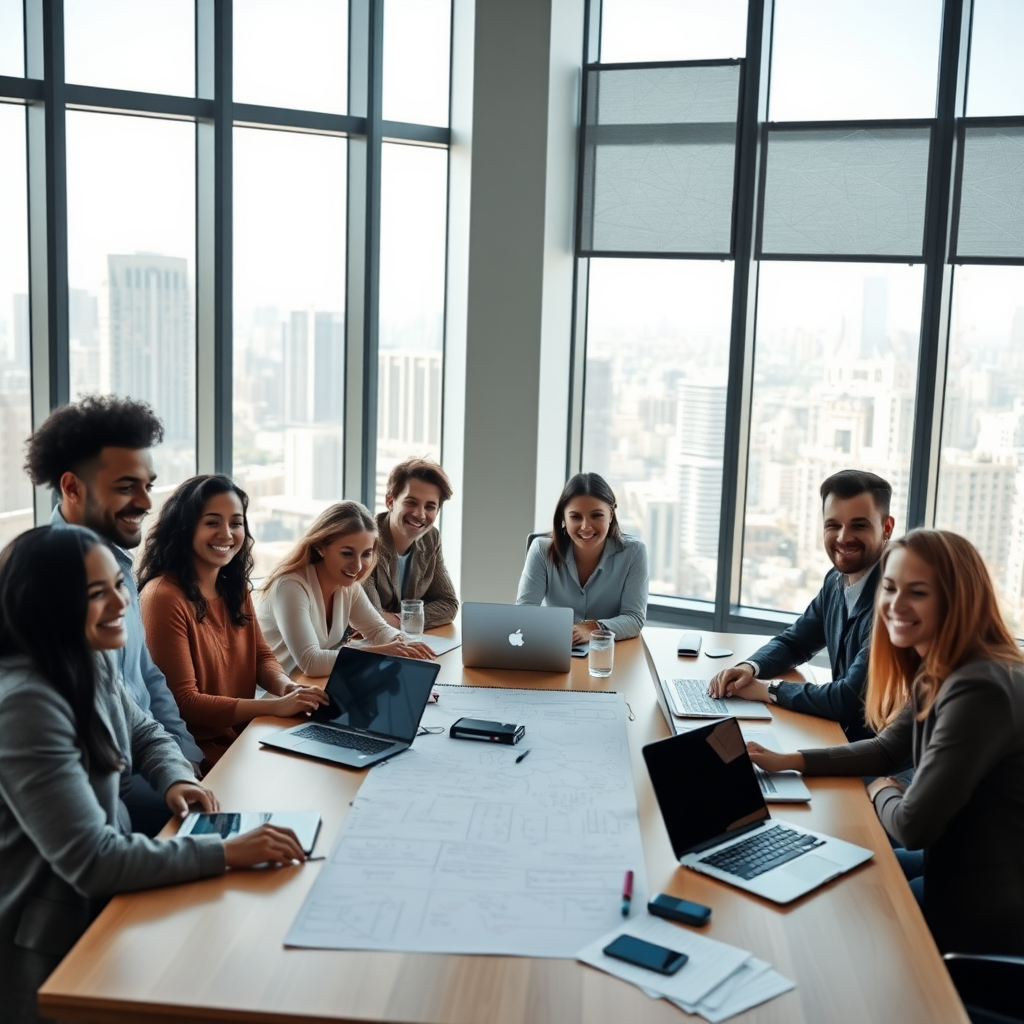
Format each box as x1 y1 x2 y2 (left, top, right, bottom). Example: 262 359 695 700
864 529 1023 732
547 473 622 568
261 501 379 593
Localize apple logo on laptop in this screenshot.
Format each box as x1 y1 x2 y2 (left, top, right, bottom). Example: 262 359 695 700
508 629 525 647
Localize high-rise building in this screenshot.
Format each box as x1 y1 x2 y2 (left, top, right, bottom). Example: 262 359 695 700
285 310 344 425
377 349 442 449
860 277 888 359
103 253 194 443
673 380 726 570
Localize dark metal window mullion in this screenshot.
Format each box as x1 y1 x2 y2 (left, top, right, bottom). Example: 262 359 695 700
906 0 973 529
714 0 772 632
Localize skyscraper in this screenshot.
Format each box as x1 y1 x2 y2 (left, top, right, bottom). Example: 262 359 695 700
104 253 194 443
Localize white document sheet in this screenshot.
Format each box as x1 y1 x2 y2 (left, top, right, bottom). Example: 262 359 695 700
669 958 795 1023
577 914 753 1007
285 686 647 957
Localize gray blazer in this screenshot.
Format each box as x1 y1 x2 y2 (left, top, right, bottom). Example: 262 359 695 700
0 653 224 1024
802 657 1024 955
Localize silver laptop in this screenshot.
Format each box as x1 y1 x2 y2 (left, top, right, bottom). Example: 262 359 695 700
261 646 440 768
462 602 573 672
664 676 773 720
644 718 870 904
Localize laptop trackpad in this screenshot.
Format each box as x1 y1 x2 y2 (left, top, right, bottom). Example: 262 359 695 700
781 852 844 885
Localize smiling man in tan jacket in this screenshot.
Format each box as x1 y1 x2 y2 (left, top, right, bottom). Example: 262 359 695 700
362 458 458 629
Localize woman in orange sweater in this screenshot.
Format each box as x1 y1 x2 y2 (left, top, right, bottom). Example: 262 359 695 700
138 475 326 766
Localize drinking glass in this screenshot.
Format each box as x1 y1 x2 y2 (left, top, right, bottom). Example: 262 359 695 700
588 630 615 677
400 598 425 639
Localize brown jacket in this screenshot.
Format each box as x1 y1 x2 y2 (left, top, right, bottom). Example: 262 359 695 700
362 512 458 629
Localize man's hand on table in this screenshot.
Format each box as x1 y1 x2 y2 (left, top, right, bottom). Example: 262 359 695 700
708 663 770 702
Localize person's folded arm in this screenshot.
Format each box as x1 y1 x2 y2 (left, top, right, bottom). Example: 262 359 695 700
122 685 204 800
0 686 223 899
596 542 649 640
419 541 458 628
801 704 914 778
872 676 1015 851
515 537 549 606
268 577 341 678
774 643 868 724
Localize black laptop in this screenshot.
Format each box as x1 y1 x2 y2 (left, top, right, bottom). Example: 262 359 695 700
260 646 440 768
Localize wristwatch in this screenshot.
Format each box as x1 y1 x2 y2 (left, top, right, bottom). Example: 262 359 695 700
767 680 783 704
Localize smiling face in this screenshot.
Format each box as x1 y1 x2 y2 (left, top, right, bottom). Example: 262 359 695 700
317 530 377 589
191 490 246 579
822 491 894 580
64 446 156 550
562 495 613 556
386 479 441 554
83 544 129 651
878 546 941 658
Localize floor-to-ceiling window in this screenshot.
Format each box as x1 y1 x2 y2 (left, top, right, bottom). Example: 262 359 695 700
0 0 452 568
577 0 1024 633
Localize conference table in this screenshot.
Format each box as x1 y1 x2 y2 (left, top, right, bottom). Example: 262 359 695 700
39 627 968 1024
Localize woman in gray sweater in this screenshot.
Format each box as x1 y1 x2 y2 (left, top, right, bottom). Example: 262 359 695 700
0 526 309 1024
748 529 1024 955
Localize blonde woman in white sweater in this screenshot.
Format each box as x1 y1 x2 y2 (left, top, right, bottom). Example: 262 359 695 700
257 502 434 678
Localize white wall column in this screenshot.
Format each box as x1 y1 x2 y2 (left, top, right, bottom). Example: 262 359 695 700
443 0 584 604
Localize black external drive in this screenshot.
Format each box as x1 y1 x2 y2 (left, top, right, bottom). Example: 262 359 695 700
449 717 526 744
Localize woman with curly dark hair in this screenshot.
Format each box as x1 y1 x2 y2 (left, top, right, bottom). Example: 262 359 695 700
138 475 326 765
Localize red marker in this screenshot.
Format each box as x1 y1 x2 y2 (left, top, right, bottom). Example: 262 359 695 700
621 870 634 916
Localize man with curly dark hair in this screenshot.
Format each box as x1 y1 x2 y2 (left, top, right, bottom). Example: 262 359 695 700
24 395 203 835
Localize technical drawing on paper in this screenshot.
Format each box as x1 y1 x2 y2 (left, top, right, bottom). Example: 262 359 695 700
285 687 648 957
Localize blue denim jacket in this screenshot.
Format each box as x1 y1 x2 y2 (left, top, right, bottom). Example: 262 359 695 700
50 506 203 763
747 561 881 741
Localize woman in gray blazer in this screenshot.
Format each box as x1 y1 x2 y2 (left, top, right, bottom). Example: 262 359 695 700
748 530 1024 955
0 526 309 1024
516 473 649 642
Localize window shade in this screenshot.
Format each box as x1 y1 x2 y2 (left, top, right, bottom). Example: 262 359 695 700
760 126 931 258
579 62 741 256
955 126 1024 259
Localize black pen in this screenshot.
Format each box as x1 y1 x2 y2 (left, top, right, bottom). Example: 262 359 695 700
515 748 531 764
306 856 326 862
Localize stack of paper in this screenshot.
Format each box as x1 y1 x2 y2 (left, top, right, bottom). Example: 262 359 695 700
577 915 793 1022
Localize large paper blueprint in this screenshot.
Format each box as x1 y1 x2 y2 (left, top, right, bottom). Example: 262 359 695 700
285 685 648 957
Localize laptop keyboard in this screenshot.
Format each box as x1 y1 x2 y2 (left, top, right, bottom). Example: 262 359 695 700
669 678 731 715
293 725 392 755
700 825 823 880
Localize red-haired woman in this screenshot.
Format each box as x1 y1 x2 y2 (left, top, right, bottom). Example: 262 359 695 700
747 529 1024 955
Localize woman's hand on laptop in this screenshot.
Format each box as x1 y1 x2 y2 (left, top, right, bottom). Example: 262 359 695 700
270 684 329 718
747 742 806 774
363 638 435 661
223 824 307 868
572 621 600 645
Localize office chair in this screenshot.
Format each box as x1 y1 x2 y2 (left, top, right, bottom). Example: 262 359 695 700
526 531 547 553
943 953 1024 1024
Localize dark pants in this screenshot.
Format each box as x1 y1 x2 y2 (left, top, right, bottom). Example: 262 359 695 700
894 846 925 907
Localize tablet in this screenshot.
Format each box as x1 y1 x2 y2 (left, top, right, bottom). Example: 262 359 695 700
177 811 321 854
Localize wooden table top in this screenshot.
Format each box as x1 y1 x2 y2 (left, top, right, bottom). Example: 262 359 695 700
39 627 967 1024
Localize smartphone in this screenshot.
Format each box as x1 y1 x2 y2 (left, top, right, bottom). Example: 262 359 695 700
648 893 712 927
602 934 689 976
677 632 702 657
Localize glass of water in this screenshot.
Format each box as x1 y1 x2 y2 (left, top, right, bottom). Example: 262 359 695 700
588 630 615 677
400 599 425 639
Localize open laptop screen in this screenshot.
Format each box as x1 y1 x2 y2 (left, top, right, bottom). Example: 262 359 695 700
644 718 770 856
313 647 440 742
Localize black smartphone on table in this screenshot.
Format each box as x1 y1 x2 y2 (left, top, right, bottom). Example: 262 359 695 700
648 893 712 927
602 934 688 975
